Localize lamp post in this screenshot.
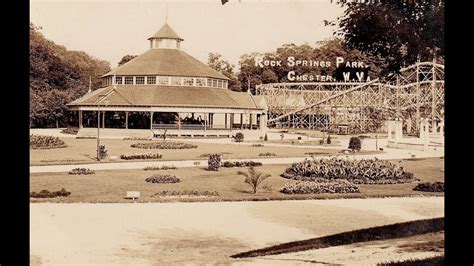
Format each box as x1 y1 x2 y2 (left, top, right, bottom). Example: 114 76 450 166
97 94 108 161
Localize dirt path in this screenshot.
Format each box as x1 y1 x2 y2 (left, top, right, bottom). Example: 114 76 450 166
30 197 443 265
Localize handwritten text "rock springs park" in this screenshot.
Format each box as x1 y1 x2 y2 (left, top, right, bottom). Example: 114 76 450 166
254 56 372 82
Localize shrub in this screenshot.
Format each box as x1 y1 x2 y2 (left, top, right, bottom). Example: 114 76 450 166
30 188 71 198
235 132 244 142
123 137 152 141
280 180 360 194
251 144 264 147
68 168 95 175
221 161 263 168
264 133 268 141
297 136 302 140
152 190 219 197
131 141 197 150
282 157 414 184
348 137 362 151
208 153 222 171
326 135 331 144
143 165 177 171
237 167 271 194
413 182 445 192
145 174 180 184
76 136 96 139
120 153 163 160
259 152 276 157
30 135 67 149
319 140 325 145
61 127 79 135
98 144 107 159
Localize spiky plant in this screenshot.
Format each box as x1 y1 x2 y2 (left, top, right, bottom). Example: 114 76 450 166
237 167 271 194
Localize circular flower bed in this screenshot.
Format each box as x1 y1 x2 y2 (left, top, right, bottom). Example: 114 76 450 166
131 141 197 150
280 180 360 194
152 190 219 197
68 168 95 175
413 182 445 192
30 134 67 149
120 153 163 160
221 161 262 168
30 188 71 198
282 157 414 184
145 174 181 184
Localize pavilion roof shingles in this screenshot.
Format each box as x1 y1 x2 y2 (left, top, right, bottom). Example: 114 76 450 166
148 23 183 41
102 49 229 80
68 85 263 110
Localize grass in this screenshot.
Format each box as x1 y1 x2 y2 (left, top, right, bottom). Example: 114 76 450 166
230 217 444 258
30 157 444 203
377 255 444 266
30 137 348 166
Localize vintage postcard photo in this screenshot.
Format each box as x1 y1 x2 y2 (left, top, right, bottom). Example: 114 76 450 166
30 0 444 264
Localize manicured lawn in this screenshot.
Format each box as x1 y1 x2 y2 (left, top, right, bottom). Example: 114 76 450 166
29 138 350 166
30 157 444 203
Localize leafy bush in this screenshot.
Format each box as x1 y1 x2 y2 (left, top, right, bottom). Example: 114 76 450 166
30 134 67 149
143 165 177 171
237 167 271 194
251 144 264 147
326 135 332 144
264 133 268 141
145 174 180 183
208 153 222 171
152 190 219 197
131 141 197 150
282 157 414 184
280 180 360 194
61 127 79 135
235 132 244 142
30 188 71 198
259 152 276 157
348 137 362 151
68 168 95 175
120 153 163 160
297 136 302 140
222 161 263 168
199 152 232 158
413 182 445 192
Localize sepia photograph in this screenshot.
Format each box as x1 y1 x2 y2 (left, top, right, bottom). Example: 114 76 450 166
29 0 444 265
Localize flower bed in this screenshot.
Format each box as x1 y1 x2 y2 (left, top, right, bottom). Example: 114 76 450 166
120 153 163 160
221 161 263 168
259 152 276 157
143 165 177 171
123 137 152 141
251 144 264 147
68 168 95 175
30 188 71 198
152 190 219 197
280 180 360 194
61 127 79 135
282 157 414 184
131 141 197 149
145 174 180 183
413 182 445 192
30 134 67 149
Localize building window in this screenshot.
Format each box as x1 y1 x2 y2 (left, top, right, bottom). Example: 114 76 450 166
223 80 228 89
136 76 145 85
170 76 181 86
146 76 156 84
212 79 218 88
158 76 169 85
217 80 223 88
115 76 123 84
196 78 206 87
183 77 194 86
125 76 133 84
207 78 212 87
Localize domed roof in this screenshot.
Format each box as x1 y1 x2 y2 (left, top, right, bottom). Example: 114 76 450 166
147 23 183 41
103 49 229 80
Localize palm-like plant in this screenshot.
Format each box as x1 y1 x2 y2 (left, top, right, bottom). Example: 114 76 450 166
237 167 271 194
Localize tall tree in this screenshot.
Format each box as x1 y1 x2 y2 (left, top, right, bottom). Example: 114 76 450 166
207 53 241 91
118 55 137 66
335 0 444 74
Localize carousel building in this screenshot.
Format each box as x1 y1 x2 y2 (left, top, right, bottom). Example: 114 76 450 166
68 23 267 138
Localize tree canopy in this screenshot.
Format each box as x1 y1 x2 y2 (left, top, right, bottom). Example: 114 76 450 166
207 53 241 91
30 23 111 127
118 55 138 66
336 0 444 74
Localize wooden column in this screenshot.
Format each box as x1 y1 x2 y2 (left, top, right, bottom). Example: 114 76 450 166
79 110 83 129
240 113 243 129
204 113 207 131
102 111 105 128
224 113 228 129
150 112 154 130
230 114 233 131
125 111 128 129
178 113 181 131
249 113 253 130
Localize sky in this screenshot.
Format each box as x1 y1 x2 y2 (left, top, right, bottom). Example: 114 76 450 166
30 0 345 69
